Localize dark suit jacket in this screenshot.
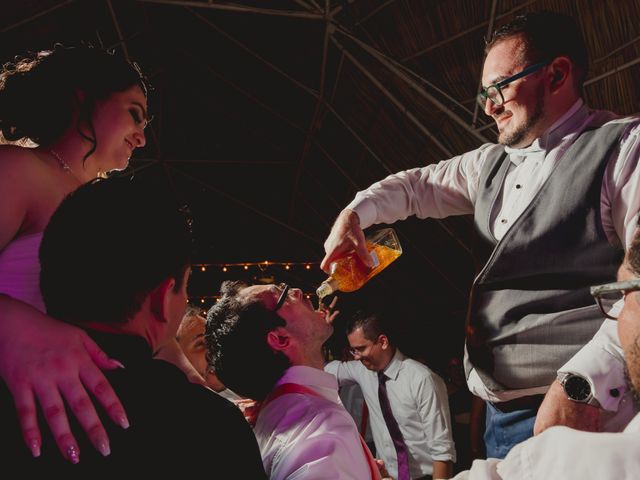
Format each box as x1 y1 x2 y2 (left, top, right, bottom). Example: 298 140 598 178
0 329 267 478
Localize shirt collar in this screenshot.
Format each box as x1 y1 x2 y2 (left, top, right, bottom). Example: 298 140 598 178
380 349 405 381
277 365 339 391
504 98 587 164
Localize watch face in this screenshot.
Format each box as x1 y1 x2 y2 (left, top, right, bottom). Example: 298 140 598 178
564 375 591 402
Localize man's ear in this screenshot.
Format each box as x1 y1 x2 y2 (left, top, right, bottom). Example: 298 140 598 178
266 327 290 352
379 334 390 350
149 278 177 323
548 56 572 93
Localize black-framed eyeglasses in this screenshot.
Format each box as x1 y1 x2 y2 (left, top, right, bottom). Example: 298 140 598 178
477 61 549 108
590 278 640 320
274 283 290 312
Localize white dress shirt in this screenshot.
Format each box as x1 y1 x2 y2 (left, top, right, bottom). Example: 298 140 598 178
449 413 640 480
254 365 372 480
347 100 640 414
326 350 456 479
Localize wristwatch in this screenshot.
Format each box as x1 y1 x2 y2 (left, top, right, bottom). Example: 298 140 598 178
559 373 595 404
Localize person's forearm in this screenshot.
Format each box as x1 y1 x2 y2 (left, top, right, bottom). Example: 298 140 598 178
346 147 485 229
432 460 453 479
558 318 626 412
469 394 486 459
534 379 599 435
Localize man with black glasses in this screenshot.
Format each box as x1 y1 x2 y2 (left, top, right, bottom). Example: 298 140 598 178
204 281 389 479
449 231 640 479
321 11 640 457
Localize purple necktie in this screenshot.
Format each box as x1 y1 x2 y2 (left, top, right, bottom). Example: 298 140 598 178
378 371 410 480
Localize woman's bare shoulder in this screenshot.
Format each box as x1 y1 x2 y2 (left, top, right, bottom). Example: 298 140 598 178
0 146 43 247
0 145 42 174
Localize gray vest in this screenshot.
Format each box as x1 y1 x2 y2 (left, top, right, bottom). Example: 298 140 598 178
464 121 626 392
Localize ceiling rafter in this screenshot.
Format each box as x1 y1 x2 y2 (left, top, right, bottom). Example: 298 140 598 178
288 13 334 223
186 7 319 97
106 0 130 61
402 0 540 62
331 34 453 157
293 0 322 13
352 0 398 28
137 0 325 19
471 0 498 127
585 57 640 86
1 0 75 33
105 0 164 168
168 163 324 246
335 26 490 144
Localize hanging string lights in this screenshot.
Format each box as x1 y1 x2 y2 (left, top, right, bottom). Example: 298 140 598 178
188 260 321 306
191 260 318 271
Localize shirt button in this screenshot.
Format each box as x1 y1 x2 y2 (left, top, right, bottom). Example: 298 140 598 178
500 219 507 224
515 184 522 189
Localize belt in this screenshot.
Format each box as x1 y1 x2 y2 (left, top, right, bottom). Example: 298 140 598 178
491 394 545 413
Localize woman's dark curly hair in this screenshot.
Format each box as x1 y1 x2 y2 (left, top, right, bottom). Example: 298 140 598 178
0 44 150 161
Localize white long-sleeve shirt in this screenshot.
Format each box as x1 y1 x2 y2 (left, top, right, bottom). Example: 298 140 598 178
347 100 640 415
326 350 456 479
449 413 640 480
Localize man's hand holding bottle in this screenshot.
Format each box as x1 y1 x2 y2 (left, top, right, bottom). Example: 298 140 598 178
321 209 372 273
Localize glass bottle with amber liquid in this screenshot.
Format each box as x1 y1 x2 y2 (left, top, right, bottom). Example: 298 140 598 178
316 228 402 300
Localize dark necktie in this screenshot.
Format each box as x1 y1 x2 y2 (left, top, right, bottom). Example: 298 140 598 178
378 370 410 480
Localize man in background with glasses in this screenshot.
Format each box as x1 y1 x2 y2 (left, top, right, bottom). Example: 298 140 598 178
205 281 390 479
450 231 640 479
326 308 456 479
322 11 640 458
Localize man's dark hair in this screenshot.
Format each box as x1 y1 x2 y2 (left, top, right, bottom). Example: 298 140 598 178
346 308 395 345
486 11 588 91
40 176 192 324
205 281 289 401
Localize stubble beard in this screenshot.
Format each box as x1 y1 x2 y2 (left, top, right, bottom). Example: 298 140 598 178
498 83 545 147
624 336 640 408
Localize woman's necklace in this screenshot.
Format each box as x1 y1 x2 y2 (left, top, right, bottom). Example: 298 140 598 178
49 149 83 183
49 149 108 181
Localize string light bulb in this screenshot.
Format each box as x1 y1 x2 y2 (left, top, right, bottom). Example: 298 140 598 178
190 261 320 271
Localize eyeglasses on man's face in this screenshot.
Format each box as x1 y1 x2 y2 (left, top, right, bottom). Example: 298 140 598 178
349 338 380 359
477 61 549 109
590 278 640 320
274 283 290 312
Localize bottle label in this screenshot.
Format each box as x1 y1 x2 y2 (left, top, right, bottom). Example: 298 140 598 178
370 250 380 268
